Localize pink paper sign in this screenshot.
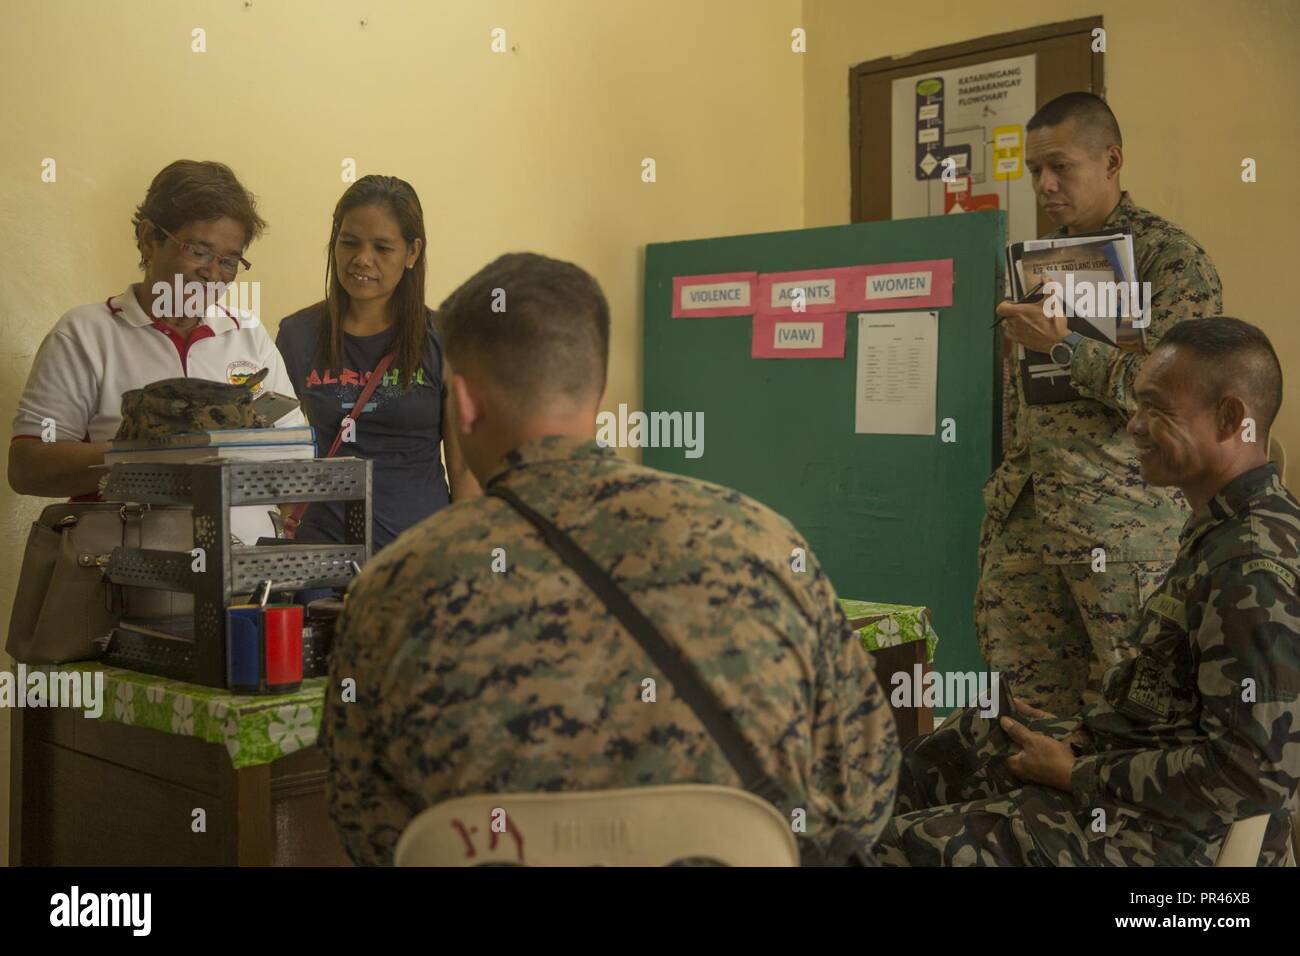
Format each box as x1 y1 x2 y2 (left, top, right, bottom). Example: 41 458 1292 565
751 313 846 359
672 271 757 318
844 259 954 311
755 267 859 314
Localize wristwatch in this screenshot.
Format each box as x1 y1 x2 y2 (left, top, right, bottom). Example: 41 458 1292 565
1050 332 1083 367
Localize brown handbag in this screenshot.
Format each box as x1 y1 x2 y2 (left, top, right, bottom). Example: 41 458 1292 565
6 502 195 664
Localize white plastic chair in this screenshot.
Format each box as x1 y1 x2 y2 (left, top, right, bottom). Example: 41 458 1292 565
394 784 800 867
1214 814 1271 867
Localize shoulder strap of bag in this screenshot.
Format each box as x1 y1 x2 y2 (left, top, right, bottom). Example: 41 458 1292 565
286 352 396 534
324 351 396 458
485 481 873 866
486 484 788 804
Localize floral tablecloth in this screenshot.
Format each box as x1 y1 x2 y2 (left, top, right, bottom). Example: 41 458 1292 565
838 599 939 663
52 602 931 769
61 662 324 770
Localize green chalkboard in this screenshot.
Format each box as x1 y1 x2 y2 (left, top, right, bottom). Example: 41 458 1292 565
643 211 1007 678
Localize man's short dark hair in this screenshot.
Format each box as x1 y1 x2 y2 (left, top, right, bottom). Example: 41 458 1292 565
438 253 610 410
1156 318 1283 435
1027 92 1123 150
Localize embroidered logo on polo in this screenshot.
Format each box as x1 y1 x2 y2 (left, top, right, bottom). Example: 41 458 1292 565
226 360 263 392
1241 558 1297 590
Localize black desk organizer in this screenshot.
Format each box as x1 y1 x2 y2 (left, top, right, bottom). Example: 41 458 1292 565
100 457 372 688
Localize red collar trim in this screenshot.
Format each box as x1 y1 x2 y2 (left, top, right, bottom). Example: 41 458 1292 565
104 291 238 375
150 321 215 374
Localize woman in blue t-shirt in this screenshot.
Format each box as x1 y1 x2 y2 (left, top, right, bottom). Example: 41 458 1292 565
276 175 478 551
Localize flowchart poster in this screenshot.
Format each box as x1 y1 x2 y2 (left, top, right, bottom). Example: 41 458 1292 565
914 77 945 179
891 54 1037 245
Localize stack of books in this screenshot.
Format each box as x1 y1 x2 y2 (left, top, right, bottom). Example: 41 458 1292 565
1005 229 1144 405
105 425 318 465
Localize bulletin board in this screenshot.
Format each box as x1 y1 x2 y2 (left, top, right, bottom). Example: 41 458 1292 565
643 211 1006 677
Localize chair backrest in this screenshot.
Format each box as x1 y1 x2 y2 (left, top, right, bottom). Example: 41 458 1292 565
1268 435 1287 484
394 784 801 867
1214 813 1271 867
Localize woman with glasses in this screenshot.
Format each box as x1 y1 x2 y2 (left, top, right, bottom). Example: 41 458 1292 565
276 175 477 552
8 159 301 544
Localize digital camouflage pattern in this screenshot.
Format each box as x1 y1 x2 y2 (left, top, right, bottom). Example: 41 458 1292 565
984 192 1225 563
877 464 1300 866
977 192 1223 712
113 367 269 440
322 435 900 866
976 486 1170 715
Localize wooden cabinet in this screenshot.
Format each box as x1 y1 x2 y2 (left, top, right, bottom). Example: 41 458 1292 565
9 706 350 866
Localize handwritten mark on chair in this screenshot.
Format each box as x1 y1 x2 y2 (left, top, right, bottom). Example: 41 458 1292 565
451 812 526 863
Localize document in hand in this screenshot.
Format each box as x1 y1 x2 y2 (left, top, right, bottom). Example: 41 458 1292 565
1004 230 1143 405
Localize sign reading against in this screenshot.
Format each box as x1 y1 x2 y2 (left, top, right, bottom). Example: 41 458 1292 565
756 267 858 314
672 271 757 318
751 313 846 359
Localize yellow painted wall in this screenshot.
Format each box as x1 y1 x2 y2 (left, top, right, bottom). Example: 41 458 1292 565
4 0 1295 866
0 0 804 864
803 0 1300 459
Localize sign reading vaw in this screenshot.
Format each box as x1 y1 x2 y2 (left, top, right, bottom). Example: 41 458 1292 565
751 313 846 359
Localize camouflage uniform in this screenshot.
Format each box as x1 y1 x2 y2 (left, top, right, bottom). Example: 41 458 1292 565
877 464 1300 866
322 435 899 866
978 192 1224 714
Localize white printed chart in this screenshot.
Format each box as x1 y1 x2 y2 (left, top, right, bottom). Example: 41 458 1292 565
855 311 939 436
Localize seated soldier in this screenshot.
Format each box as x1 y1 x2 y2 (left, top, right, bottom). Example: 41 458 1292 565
874 317 1299 866
322 252 899 866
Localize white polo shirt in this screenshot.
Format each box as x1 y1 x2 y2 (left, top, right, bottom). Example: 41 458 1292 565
13 285 306 544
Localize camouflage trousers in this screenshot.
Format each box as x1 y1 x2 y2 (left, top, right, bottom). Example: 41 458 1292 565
871 704 1105 866
975 487 1172 715
870 705 1295 866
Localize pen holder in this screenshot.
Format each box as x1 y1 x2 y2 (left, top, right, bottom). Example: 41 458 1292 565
226 603 303 694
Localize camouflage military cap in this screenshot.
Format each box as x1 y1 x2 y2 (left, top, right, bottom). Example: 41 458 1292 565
114 368 270 440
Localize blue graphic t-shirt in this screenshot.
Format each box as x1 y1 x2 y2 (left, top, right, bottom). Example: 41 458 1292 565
276 303 450 552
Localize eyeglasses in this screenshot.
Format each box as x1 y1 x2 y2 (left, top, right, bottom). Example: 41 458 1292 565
155 224 252 276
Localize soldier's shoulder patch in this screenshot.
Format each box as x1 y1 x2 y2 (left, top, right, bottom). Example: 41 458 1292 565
1124 654 1174 719
1147 592 1188 629
1241 557 1297 590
